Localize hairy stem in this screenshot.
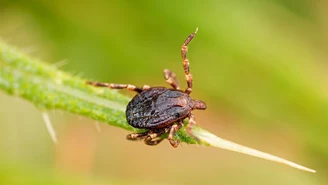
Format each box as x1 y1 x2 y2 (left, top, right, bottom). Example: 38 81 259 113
0 40 315 173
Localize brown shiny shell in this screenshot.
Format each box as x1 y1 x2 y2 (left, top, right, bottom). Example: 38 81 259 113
126 87 194 129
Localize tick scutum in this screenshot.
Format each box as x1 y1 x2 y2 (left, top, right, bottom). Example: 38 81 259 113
126 87 194 129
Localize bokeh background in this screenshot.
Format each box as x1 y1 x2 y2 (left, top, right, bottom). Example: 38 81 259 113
0 0 327 184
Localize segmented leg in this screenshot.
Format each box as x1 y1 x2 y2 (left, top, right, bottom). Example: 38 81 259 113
186 114 199 142
144 127 170 146
87 81 148 93
163 69 180 90
144 135 165 146
168 120 184 148
181 27 198 94
126 131 149 140
142 85 151 91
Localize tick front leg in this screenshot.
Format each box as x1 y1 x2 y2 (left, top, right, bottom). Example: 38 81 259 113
87 81 143 93
144 128 170 146
186 114 200 142
144 135 165 146
163 69 180 90
168 120 184 148
181 28 198 94
126 131 149 140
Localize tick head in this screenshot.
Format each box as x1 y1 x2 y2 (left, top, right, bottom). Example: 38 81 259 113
193 99 207 110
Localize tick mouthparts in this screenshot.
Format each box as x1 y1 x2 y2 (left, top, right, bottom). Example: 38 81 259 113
194 100 207 110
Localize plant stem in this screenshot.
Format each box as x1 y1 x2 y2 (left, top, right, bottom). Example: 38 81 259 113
0 40 196 142
0 40 315 173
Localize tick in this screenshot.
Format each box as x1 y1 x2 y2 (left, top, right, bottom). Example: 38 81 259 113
87 28 206 148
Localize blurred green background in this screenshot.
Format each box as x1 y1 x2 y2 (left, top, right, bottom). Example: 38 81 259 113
0 0 327 184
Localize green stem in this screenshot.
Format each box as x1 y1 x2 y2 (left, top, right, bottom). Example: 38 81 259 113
0 40 197 143
0 40 316 173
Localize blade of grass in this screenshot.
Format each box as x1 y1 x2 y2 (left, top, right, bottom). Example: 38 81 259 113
0 40 315 173
194 128 316 173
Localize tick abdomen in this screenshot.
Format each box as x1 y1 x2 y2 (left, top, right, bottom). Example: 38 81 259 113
126 87 193 129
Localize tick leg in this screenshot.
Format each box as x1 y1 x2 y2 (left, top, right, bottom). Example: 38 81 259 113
181 28 198 94
163 69 180 90
144 136 165 146
126 131 149 140
186 114 200 142
142 85 151 91
87 81 143 93
168 120 184 148
144 128 170 146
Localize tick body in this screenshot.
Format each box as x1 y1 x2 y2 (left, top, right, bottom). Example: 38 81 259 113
87 28 206 147
126 88 194 129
